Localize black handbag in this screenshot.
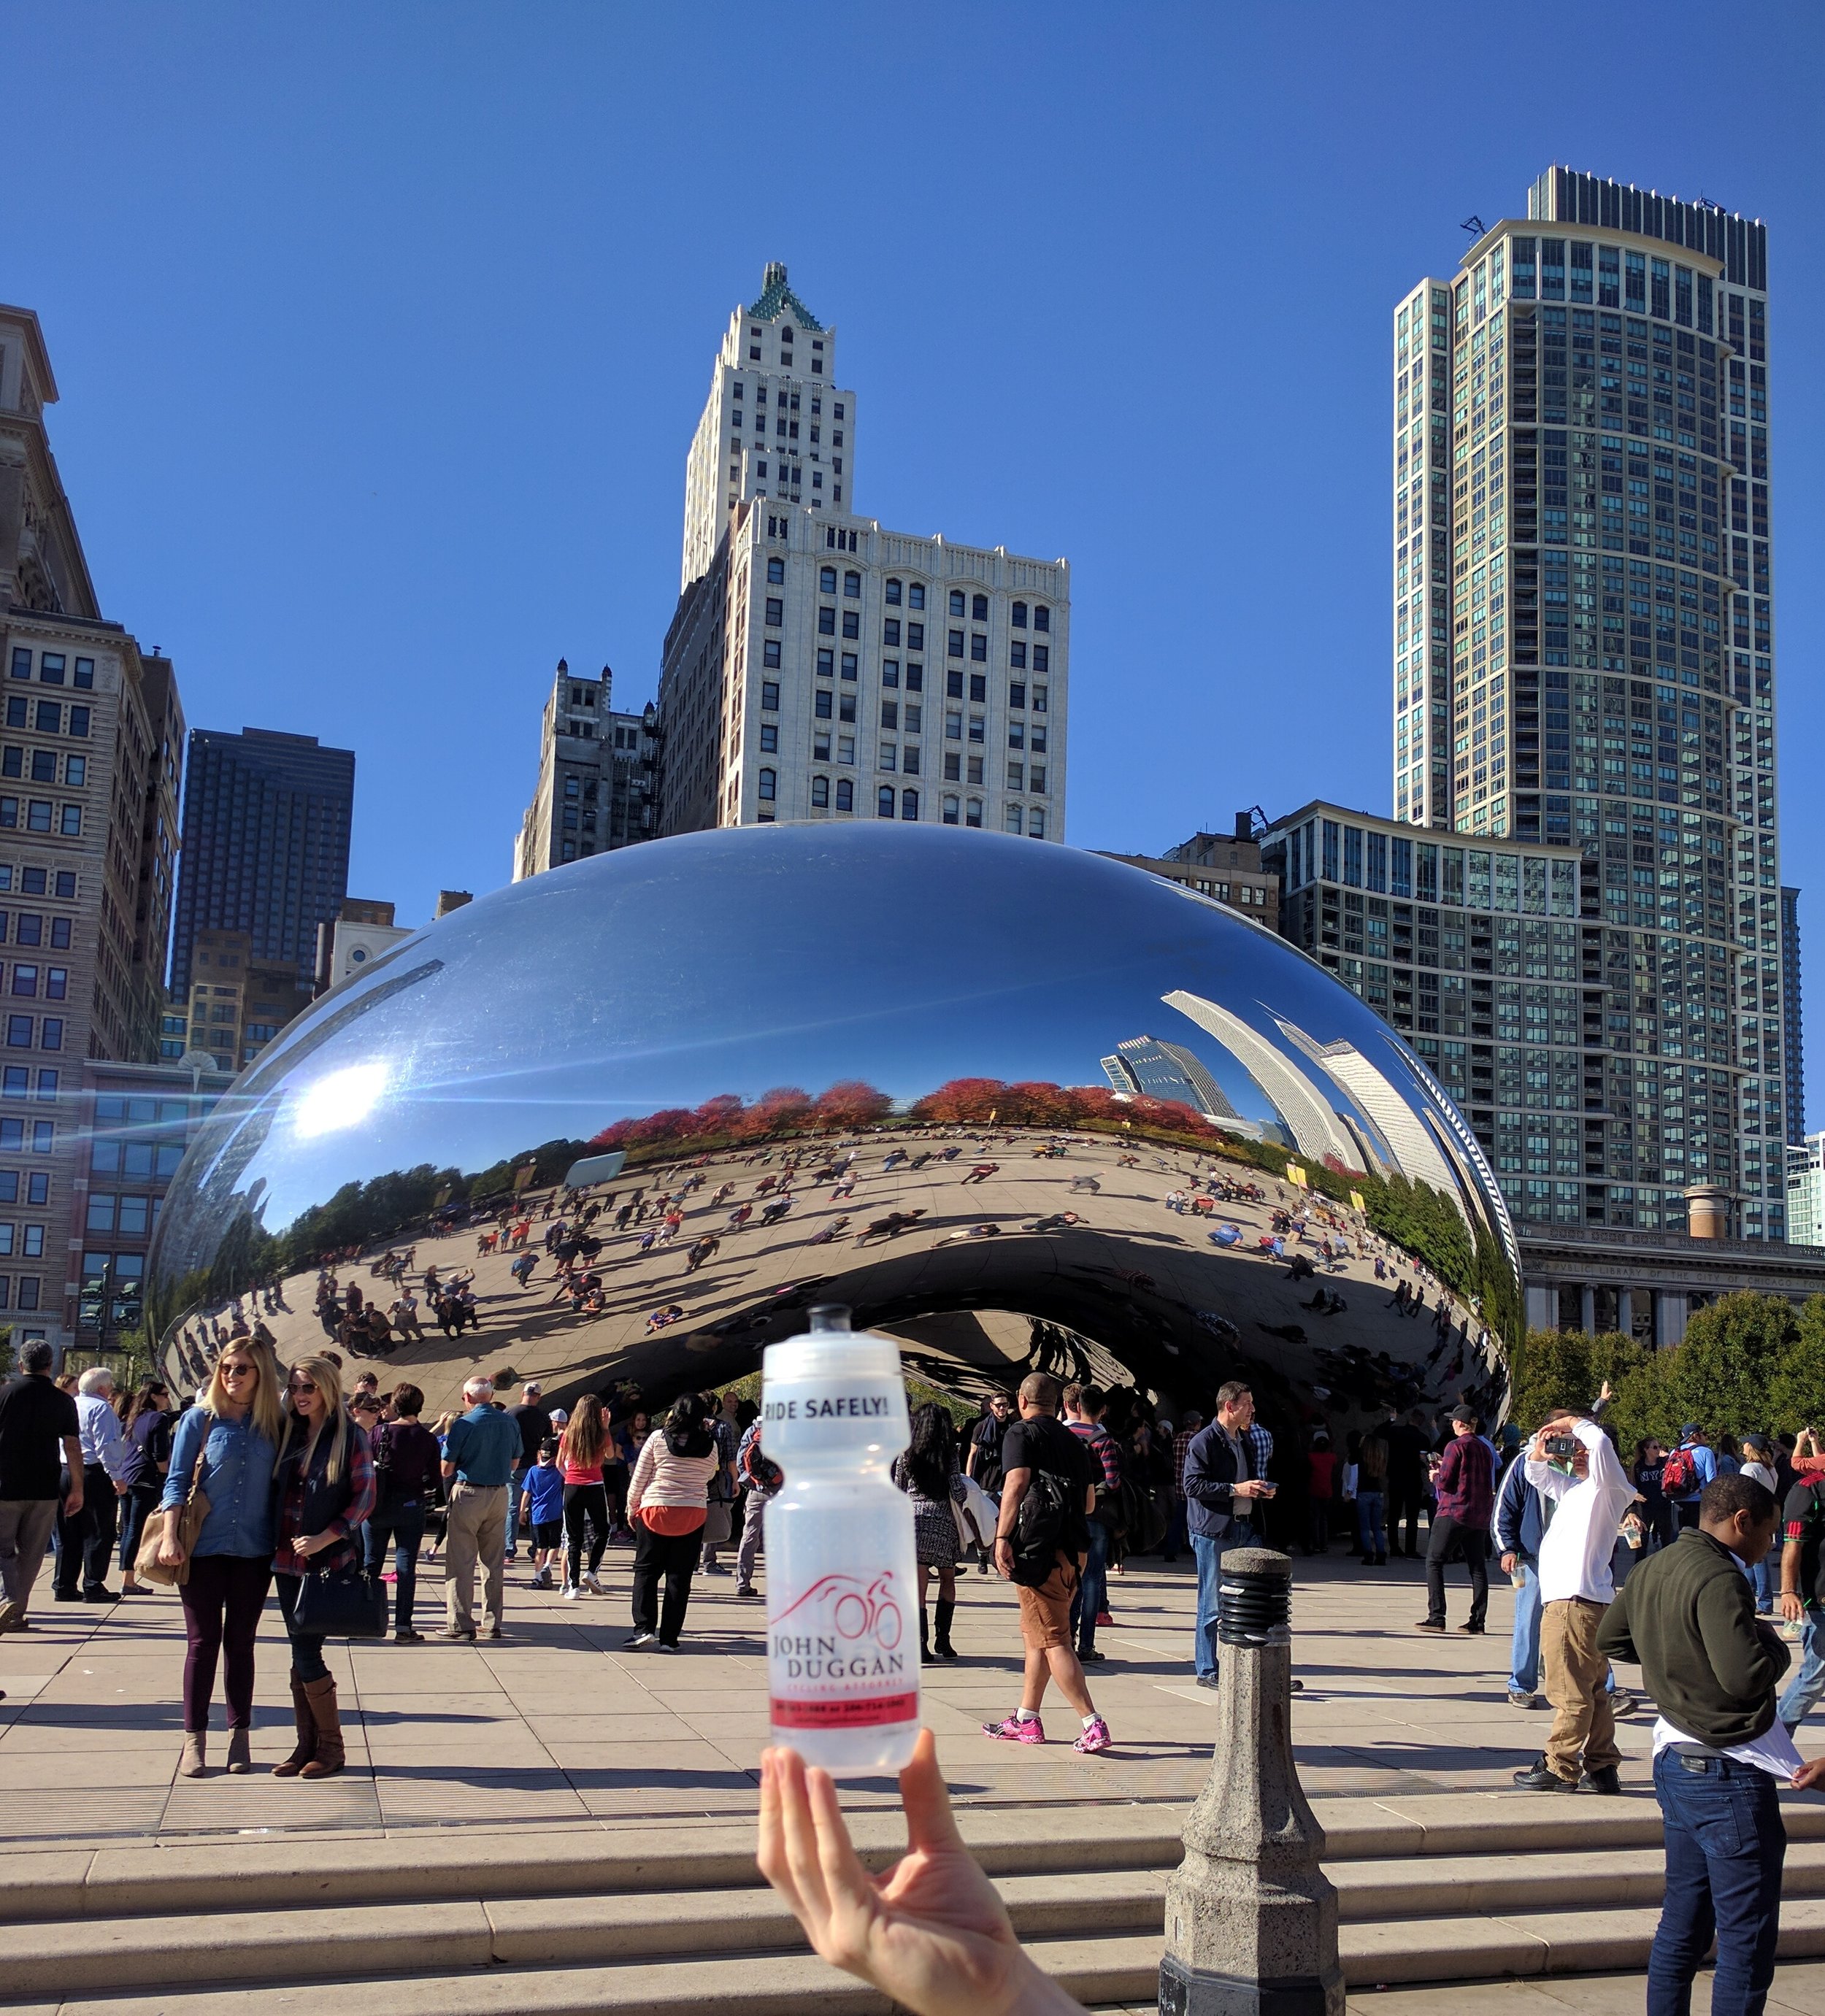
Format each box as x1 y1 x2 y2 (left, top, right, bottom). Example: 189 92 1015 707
292 1564 389 1639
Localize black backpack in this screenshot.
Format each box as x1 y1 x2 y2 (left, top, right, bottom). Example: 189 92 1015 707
1010 1467 1072 1586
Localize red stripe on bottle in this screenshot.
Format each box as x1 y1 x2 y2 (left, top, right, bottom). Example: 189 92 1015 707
771 1691 920 1730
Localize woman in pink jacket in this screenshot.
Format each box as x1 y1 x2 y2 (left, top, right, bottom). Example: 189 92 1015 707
624 1393 721 1651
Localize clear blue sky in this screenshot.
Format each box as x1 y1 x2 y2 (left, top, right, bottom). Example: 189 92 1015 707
13 7 1825 1109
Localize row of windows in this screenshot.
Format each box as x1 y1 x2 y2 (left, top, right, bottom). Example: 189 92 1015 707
4 1015 63 1051
86 1192 158 1236
91 1135 184 1178
0 801 82 837
0 1223 45 1256
8 650 96 690
0 1170 50 1207
0 867 77 900
4 966 66 999
4 699 91 737
0 1117 55 1153
0 1067 56 1099
1 750 85 786
0 914 71 948
0 1277 43 1309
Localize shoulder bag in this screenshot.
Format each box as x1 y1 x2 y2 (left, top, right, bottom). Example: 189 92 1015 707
291 1563 390 1639
135 1474 211 1589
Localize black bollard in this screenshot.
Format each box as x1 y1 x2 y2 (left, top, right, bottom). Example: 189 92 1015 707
1159 1547 1342 2016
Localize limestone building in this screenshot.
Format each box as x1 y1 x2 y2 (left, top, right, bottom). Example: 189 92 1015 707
0 304 188 1356
1390 167 1788 1242
658 265 1068 842
512 661 658 877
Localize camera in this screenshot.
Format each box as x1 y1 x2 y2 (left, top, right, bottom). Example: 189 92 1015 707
1544 1434 1580 1461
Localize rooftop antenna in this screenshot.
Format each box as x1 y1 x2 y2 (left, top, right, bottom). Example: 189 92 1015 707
1460 215 1486 239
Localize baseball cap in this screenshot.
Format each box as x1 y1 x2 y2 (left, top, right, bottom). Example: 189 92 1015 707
1680 1422 1702 1437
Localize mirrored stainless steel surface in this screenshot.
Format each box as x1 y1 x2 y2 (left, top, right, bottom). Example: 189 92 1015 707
150 826 1518 1428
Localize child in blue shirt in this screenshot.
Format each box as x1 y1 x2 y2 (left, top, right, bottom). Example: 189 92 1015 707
525 1439 566 1590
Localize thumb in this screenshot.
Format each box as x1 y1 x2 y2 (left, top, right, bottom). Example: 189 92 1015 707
898 1727 964 1854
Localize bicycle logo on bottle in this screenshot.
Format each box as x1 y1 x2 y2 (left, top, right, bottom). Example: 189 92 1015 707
773 1570 904 1651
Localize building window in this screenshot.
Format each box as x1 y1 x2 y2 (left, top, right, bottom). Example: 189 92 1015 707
949 590 966 618
1004 804 1024 835
908 585 925 610
766 556 784 584
885 578 902 605
759 723 777 753
966 798 983 828
812 776 829 808
901 789 919 820
1034 607 1050 632
1010 642 1026 669
1012 601 1028 628
843 571 861 597
879 743 897 772
757 768 776 801
942 795 960 825
761 681 780 711
765 598 783 626
836 780 853 812
877 786 896 818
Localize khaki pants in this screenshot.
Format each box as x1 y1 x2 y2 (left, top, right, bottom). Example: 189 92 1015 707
445 1482 507 1636
0 1498 59 1626
1542 1596 1618 1782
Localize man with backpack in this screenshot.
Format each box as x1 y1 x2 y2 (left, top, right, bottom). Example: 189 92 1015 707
981 1372 1113 1754
1064 1383 1123 1666
733 1415 781 1598
1663 1426 1717 1533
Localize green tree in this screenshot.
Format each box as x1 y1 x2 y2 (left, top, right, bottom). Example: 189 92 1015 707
1664 1291 1799 1442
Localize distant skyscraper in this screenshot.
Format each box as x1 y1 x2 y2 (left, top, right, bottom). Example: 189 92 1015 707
172 728 354 999
1100 1035 1239 1123
1788 1131 1824 1247
1390 166 1788 1239
658 263 1068 842
1783 885 1803 1144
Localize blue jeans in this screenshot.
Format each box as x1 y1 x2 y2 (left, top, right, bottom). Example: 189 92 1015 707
366 1496 428 1633
1163 1501 1188 1560
1747 1554 1775 1612
504 1469 527 1555
1191 1529 1245 1678
1507 1556 1542 1693
1778 1606 1825 1731
1648 1747 1785 2016
1071 1521 1110 1655
1356 1490 1385 1558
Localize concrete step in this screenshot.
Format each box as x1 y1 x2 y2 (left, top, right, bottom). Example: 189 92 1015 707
10 1838 1825 2004
28 1900 1825 2015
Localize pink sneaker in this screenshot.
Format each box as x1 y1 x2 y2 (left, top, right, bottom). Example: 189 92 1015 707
982 1712 1045 1744
1073 1716 1113 1754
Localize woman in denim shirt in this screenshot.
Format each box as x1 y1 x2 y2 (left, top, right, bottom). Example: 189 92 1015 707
159 1342 283 1780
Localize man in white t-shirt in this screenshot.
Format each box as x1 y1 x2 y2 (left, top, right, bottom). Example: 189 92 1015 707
1510 1412 1634 1793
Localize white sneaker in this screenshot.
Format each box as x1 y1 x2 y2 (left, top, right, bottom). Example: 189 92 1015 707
561 1584 580 1601
583 1572 606 1596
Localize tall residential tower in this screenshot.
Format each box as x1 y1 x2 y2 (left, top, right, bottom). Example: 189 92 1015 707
1389 169 1786 1238
658 265 1068 842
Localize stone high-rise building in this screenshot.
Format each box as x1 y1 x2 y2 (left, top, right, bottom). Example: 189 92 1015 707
658 265 1068 842
0 303 188 1353
1389 168 1788 1240
512 660 658 878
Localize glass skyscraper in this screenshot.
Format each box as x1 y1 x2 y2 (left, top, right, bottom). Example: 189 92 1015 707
1390 168 1786 1238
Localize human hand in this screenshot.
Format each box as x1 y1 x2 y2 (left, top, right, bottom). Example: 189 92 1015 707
991 1535 1014 1580
157 1534 185 1568
1500 1552 1517 1577
1782 1591 1805 1626
1232 1479 1269 1499
1791 1756 1825 1793
115 1480 129 1497
65 1484 85 1517
758 1731 1082 2016
294 1531 337 1559
1598 1381 1613 1404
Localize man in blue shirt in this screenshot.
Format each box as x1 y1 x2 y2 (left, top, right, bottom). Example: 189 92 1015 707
439 1377 521 1641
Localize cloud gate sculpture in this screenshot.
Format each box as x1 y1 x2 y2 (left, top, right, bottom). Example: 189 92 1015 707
149 826 1518 1435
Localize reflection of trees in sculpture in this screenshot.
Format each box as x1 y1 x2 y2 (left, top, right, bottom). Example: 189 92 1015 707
588 1082 893 1155
908 1078 1219 1136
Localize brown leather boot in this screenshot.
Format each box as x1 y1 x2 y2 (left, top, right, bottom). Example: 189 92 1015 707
225 1725 252 1774
178 1731 207 1778
299 1675 344 1780
270 1671 315 1777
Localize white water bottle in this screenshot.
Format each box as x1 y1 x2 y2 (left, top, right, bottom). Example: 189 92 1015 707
761 1304 921 1775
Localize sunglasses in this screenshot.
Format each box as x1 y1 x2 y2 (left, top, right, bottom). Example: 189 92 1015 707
287 1380 321 1395
219 1364 256 1380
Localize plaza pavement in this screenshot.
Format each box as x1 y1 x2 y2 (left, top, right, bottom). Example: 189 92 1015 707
3 1543 1821 2009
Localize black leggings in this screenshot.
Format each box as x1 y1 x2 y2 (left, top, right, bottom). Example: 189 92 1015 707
178 1554 272 1732
564 1482 610 1583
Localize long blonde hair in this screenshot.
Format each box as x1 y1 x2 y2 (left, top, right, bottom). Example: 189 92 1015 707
559 1392 608 1471
284 1353 350 1485
201 1342 283 1447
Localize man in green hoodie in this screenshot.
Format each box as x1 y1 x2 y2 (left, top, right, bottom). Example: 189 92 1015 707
1597 1472 1825 2015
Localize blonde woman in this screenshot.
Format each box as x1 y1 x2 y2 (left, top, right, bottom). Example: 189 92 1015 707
558 1394 611 1598
268 1355 375 1781
158 1342 285 1779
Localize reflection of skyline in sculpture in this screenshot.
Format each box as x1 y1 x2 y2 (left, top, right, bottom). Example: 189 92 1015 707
1164 990 1364 1172
1101 1036 1237 1122
1272 1018 1463 1203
